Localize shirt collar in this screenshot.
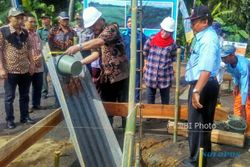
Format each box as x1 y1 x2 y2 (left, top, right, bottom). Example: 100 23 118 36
195 26 211 41
8 24 25 34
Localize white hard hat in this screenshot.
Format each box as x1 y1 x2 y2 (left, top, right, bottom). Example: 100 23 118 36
83 7 102 28
160 17 175 32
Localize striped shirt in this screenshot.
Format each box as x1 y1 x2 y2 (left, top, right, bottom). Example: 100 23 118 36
143 37 177 89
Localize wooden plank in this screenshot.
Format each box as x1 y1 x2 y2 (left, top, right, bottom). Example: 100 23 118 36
0 109 63 167
167 121 245 147
104 102 228 121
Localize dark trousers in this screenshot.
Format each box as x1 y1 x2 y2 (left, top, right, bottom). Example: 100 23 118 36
42 63 49 96
4 73 31 122
100 78 129 127
31 72 43 107
146 86 170 104
188 79 219 166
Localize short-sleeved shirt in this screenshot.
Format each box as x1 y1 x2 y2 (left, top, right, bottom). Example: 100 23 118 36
143 36 177 89
0 25 31 74
185 26 220 82
48 26 77 51
98 24 129 84
226 55 250 105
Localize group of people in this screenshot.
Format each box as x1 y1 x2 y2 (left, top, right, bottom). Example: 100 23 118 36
0 8 83 129
0 5 249 167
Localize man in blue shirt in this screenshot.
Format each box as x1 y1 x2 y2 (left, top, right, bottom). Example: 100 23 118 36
221 44 250 122
184 6 220 167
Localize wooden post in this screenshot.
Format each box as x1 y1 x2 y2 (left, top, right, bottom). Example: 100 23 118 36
199 148 204 167
174 48 182 143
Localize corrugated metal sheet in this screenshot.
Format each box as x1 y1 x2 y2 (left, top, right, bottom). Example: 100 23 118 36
42 44 122 167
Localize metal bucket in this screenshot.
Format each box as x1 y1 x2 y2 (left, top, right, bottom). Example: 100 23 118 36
227 115 247 134
57 55 83 76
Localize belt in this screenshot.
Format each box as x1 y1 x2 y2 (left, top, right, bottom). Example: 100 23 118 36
188 77 217 85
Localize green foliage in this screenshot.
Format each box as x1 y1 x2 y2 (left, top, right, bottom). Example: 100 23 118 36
22 0 55 26
75 1 83 13
0 0 11 24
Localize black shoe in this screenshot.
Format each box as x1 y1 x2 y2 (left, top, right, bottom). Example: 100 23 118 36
20 117 36 124
32 106 46 110
7 121 16 129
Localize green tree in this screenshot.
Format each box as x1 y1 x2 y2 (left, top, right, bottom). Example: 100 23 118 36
0 0 11 24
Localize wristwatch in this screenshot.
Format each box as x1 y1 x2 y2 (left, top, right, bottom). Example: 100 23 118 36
77 43 83 51
192 88 200 94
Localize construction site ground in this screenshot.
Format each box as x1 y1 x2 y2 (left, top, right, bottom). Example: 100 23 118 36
1 67 250 167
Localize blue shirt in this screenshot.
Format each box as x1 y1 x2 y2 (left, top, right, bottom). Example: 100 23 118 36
226 55 250 105
122 29 147 68
185 26 220 82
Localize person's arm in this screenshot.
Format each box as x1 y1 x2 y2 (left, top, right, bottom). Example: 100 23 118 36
81 51 99 65
65 24 119 55
0 31 7 79
65 37 105 55
192 33 219 109
27 37 35 75
238 61 249 119
192 71 210 109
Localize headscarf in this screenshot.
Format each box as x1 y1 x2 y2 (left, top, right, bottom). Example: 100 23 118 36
150 30 174 48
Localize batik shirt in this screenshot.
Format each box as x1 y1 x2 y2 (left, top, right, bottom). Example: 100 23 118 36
48 26 77 51
28 30 44 73
98 24 129 84
0 25 31 74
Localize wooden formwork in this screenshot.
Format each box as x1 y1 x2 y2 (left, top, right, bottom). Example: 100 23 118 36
1 102 248 166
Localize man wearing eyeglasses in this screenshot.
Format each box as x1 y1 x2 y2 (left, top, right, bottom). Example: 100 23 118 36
184 6 220 167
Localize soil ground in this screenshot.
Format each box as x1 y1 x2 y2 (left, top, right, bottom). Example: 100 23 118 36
1 65 250 167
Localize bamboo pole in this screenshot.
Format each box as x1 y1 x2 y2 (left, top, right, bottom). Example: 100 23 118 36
199 148 204 167
174 48 182 143
135 0 143 166
122 0 138 166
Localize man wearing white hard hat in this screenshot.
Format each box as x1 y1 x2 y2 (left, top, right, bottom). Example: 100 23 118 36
65 7 129 127
143 17 177 105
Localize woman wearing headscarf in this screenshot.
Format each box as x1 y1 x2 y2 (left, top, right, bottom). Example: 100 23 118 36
143 17 177 104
